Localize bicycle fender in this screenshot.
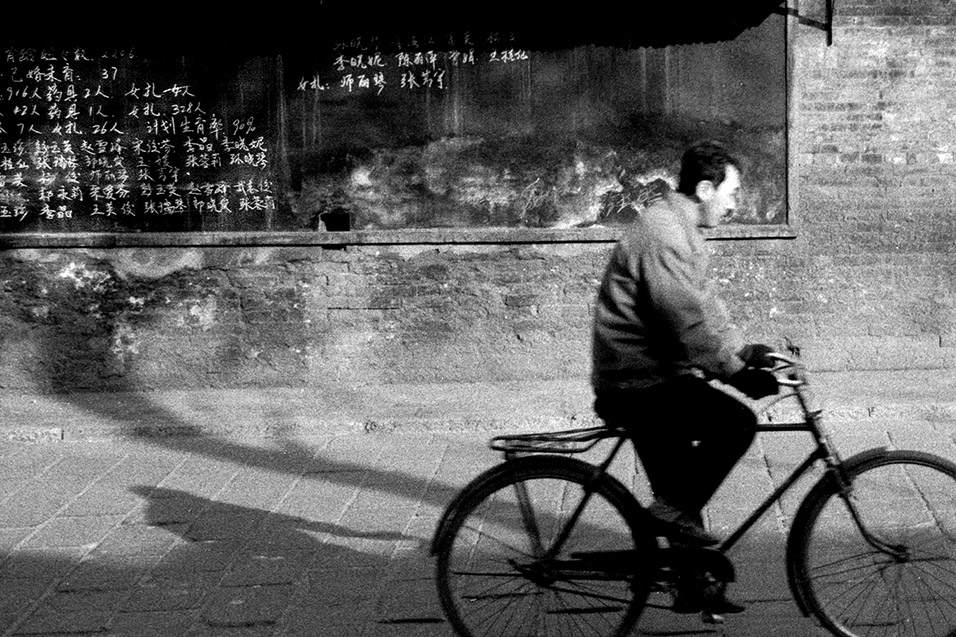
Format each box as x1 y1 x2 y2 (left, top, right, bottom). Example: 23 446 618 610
784 446 891 616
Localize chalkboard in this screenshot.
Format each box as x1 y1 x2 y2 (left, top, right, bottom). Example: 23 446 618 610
0 3 788 235
0 48 282 233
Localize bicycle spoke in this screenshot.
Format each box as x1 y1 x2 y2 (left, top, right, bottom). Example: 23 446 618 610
905 560 956 604
456 521 539 560
551 590 600 635
806 550 897 581
459 576 529 604
552 588 610 637
912 572 949 636
819 566 884 624
546 580 633 607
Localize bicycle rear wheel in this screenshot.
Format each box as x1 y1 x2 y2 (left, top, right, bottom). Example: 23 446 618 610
788 449 956 637
433 455 656 637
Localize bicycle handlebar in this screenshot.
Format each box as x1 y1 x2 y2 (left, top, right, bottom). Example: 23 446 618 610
766 352 807 387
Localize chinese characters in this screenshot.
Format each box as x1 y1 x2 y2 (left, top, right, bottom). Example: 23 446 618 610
296 31 530 96
0 48 275 227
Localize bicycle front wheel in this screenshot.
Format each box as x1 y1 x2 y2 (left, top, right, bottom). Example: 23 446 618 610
433 455 656 637
788 449 956 637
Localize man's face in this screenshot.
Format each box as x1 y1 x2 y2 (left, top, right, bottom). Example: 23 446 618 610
697 165 740 228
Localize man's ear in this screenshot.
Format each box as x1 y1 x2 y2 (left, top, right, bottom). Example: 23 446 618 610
695 180 715 202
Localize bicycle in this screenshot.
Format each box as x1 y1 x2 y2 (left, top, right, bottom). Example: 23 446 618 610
430 352 956 637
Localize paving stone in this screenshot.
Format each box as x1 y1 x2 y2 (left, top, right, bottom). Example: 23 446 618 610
122 573 220 612
0 547 86 581
363 619 449 637
374 574 444 625
88 522 185 558
719 599 820 637
200 584 295 629
184 511 268 543
62 485 147 517
220 549 312 587
214 473 301 511
282 604 372 637
12 589 127 635
0 487 77 527
56 555 159 592
0 579 50 631
0 528 35 556
125 487 210 526
188 625 280 637
107 610 197 637
153 541 245 576
21 515 124 549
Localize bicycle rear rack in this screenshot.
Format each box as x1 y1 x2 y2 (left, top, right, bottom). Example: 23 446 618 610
489 426 628 455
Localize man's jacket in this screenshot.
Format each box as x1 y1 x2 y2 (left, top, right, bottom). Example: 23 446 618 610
591 190 745 391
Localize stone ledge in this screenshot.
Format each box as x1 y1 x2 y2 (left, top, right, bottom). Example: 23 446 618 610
0 224 796 249
0 369 954 441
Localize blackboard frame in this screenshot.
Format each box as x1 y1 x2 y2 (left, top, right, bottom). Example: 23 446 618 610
0 223 797 249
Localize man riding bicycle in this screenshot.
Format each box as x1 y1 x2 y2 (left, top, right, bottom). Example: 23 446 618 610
591 140 779 613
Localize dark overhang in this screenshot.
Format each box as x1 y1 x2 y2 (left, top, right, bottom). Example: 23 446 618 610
4 1 806 54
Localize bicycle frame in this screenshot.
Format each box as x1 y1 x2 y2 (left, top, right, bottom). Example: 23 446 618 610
511 353 901 564
724 356 906 559
719 364 833 552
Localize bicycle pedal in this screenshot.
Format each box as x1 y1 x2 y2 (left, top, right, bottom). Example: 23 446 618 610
702 611 724 624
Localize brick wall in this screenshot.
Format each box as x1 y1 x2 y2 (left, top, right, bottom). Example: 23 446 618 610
3 0 956 395
782 0 956 369
0 244 608 392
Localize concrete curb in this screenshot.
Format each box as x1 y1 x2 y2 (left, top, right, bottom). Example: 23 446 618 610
1 369 955 441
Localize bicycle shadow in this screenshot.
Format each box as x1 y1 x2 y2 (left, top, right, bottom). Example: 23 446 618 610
128 485 444 632
0 484 445 635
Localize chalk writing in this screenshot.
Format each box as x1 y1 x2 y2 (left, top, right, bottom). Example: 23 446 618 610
489 49 529 63
296 43 526 96
0 47 275 229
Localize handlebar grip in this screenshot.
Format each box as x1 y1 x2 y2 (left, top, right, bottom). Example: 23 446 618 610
776 375 804 387
766 352 798 366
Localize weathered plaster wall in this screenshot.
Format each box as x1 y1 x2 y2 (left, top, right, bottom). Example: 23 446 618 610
0 244 607 392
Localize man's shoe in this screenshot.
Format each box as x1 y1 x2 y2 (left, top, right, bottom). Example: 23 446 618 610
647 501 720 547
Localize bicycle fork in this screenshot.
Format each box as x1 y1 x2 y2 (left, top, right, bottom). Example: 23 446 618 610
829 464 910 561
803 407 909 561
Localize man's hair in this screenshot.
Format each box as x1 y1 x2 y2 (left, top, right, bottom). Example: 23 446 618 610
676 141 742 197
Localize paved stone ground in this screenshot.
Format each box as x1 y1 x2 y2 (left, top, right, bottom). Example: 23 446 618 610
0 419 951 636
0 369 954 636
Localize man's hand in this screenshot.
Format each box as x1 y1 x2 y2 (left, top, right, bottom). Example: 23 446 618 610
738 343 776 369
728 368 779 399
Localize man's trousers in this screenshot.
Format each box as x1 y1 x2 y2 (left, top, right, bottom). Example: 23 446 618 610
593 375 757 517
